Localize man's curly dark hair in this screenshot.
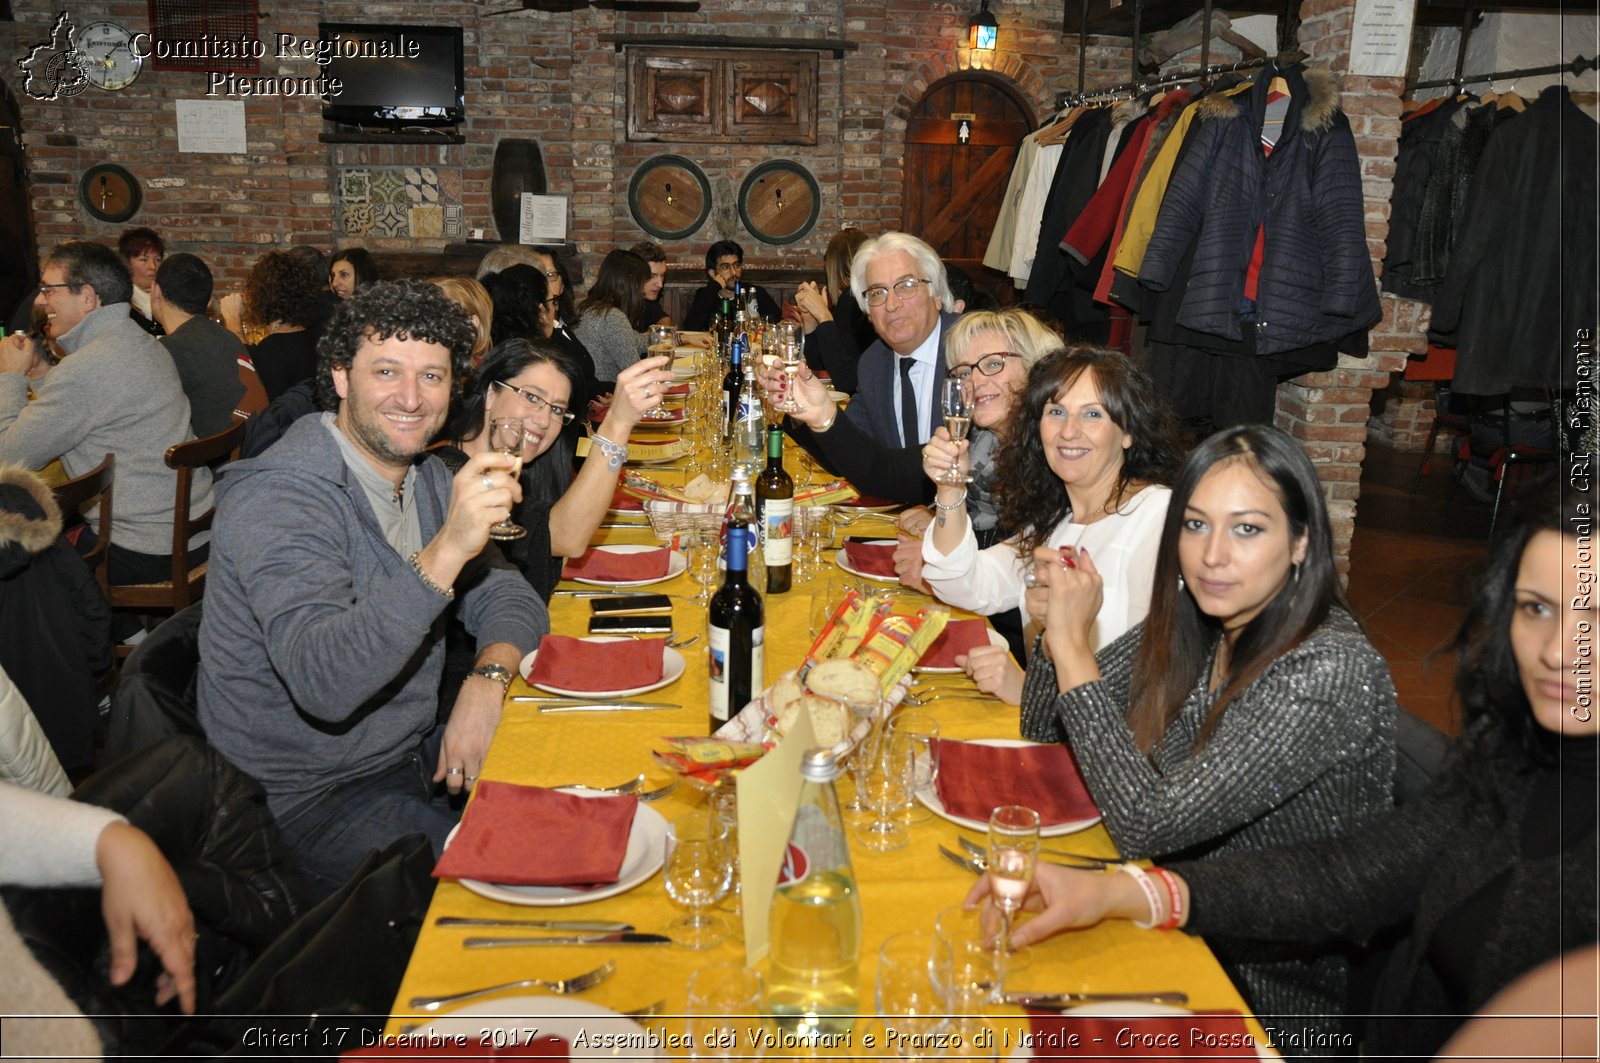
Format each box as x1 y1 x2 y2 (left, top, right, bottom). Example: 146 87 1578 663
243 250 329 330
314 279 477 412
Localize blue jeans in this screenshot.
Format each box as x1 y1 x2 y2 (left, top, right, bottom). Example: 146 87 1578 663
275 727 461 897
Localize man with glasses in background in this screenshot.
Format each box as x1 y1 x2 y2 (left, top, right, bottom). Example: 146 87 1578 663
682 239 780 331
0 240 208 586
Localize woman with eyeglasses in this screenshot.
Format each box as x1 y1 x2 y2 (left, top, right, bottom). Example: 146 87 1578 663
919 346 1182 705
436 338 673 600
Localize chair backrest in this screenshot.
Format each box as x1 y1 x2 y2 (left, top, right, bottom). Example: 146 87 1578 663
49 452 114 599
163 419 246 604
233 356 270 420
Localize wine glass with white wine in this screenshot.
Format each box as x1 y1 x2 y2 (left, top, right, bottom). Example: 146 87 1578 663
774 337 805 413
986 804 1040 993
487 416 527 541
940 376 974 484
645 325 677 420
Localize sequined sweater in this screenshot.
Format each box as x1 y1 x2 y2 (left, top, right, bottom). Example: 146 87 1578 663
1018 609 1398 1037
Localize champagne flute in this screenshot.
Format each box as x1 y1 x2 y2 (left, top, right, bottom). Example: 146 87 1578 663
487 416 527 541
986 804 1040 990
645 325 677 419
775 338 805 413
940 377 974 484
687 528 720 604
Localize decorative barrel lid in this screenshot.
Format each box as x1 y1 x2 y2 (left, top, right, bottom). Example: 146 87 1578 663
628 154 712 241
737 159 820 245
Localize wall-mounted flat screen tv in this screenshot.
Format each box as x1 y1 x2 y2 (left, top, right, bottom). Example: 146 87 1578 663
319 23 465 127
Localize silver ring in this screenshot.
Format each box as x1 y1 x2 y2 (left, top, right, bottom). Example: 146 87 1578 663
466 774 478 782
481 475 493 491
446 767 463 776
1022 568 1038 589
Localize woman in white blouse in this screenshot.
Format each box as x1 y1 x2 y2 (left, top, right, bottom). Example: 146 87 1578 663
920 347 1182 704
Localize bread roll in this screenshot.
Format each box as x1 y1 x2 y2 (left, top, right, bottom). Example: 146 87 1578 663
805 658 880 706
775 694 850 747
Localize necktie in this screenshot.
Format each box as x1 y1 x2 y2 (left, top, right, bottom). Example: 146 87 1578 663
899 358 919 447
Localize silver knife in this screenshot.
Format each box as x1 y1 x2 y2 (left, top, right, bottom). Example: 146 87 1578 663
435 917 634 932
509 696 678 706
552 589 671 598
465 933 672 947
1004 991 1190 1009
537 702 681 713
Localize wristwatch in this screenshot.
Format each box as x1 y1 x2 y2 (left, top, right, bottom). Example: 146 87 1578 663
466 663 515 690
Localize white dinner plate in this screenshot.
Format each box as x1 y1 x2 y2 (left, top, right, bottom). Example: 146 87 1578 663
827 388 849 403
565 544 686 587
445 791 667 907
419 996 655 1056
519 636 686 698
835 539 899 583
1009 1002 1276 1060
915 738 1102 837
914 625 1010 674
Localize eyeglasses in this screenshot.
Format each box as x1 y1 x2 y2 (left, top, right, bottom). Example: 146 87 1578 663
36 282 77 297
863 277 930 307
949 353 1018 381
493 379 575 424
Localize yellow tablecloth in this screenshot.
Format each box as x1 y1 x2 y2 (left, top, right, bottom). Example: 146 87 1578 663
384 437 1270 1055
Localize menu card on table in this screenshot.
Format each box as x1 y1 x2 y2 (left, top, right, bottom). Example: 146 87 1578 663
736 710 816 965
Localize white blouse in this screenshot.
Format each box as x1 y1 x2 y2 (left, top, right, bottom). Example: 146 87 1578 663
920 484 1171 654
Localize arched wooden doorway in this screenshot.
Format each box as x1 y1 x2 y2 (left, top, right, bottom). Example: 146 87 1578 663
0 79 38 331
902 72 1034 308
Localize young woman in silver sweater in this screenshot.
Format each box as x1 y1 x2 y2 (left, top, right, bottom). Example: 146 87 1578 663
1015 423 1399 1038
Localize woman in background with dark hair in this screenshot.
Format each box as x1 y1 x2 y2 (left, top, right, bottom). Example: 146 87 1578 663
1017 422 1398 1038
977 480 1593 1059
117 227 165 336
328 247 378 301
921 347 1182 704
437 338 672 598
479 266 550 346
573 249 649 387
219 251 330 401
794 227 874 394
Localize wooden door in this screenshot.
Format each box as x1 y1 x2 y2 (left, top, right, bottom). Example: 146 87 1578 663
903 74 1034 307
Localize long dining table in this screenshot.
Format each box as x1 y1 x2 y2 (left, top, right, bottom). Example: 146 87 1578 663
381 363 1275 1059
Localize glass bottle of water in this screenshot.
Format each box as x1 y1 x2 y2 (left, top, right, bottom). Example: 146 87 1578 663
767 747 861 1041
734 352 765 480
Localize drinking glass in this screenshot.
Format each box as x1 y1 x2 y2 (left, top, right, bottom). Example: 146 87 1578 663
887 711 939 825
708 783 742 916
933 904 1001 1053
686 528 720 604
801 505 836 574
986 805 1041 987
774 338 805 413
486 417 527 541
687 963 767 1060
876 931 953 1056
939 377 974 484
645 325 678 419
663 811 733 949
855 737 914 851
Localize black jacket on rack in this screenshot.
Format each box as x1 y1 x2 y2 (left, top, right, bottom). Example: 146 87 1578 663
1138 63 1381 356
1429 88 1599 395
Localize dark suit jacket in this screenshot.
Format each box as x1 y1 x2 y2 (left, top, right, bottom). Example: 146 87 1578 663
840 311 960 448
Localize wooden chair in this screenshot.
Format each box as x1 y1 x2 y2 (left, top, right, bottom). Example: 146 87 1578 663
50 453 115 601
108 419 246 619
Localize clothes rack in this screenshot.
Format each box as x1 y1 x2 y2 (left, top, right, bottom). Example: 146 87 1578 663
1056 49 1307 109
1408 53 1597 93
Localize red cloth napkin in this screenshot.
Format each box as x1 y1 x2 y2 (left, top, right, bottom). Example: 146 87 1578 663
918 618 994 669
609 486 644 511
843 540 897 579
345 1035 569 1059
432 781 637 886
663 382 691 396
562 546 671 582
1023 1012 1251 1060
934 739 1100 826
526 635 665 692
838 493 893 508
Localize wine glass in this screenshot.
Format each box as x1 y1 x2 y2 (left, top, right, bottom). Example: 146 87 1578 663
887 712 939 825
855 735 914 851
986 805 1040 989
774 338 805 413
686 528 720 604
940 377 974 484
876 931 953 1055
687 963 768 1060
663 811 733 949
645 325 677 419
487 416 527 541
934 904 1001 1054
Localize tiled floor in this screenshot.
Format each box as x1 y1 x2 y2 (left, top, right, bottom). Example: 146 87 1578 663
1345 444 1497 735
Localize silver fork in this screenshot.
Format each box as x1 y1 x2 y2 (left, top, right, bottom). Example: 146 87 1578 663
540 774 645 795
407 959 616 1012
637 780 677 802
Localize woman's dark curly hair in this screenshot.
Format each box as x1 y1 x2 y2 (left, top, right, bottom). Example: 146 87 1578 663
1452 478 1588 790
314 279 476 412
992 347 1183 555
244 250 330 330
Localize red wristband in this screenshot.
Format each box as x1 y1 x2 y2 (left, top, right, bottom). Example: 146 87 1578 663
1150 866 1183 930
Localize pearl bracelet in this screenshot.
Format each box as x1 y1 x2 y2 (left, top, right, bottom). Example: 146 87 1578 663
591 431 628 471
1114 862 1164 929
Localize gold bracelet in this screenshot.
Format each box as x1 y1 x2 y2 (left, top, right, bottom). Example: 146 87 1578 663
813 406 839 433
409 551 455 599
